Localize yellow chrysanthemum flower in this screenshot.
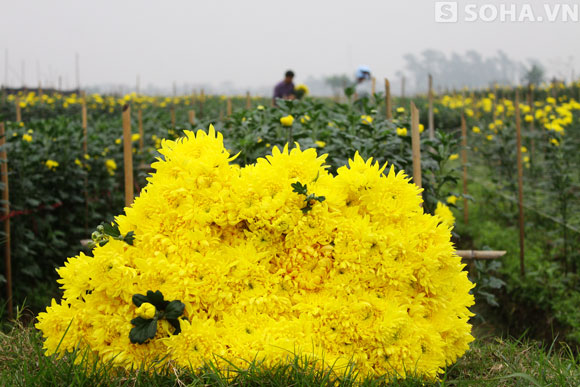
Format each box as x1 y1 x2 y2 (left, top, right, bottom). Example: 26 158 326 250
45 160 59 170
280 115 294 127
136 303 156 319
435 202 455 229
396 127 407 136
448 154 459 161
22 134 33 142
360 115 373 125
37 126 474 380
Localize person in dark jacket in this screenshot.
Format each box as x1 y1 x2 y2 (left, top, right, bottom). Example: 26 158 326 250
273 70 295 105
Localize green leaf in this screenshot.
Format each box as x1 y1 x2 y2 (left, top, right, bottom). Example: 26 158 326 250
165 300 185 320
168 319 182 335
146 290 169 309
123 231 135 245
132 293 149 307
129 317 158 344
102 222 121 237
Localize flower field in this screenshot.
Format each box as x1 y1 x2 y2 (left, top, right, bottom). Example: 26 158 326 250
1 82 580 384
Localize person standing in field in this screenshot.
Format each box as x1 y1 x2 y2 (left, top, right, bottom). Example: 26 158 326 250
354 65 372 99
273 70 295 105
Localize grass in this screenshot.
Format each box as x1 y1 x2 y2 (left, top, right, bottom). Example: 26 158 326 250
1 314 580 386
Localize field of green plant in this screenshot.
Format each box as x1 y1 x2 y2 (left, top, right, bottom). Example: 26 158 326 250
1 82 580 385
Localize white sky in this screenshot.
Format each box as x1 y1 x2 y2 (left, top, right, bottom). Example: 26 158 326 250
1 0 579 91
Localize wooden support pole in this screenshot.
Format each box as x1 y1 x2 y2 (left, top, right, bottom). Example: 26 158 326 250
199 89 204 118
227 97 232 116
81 91 88 154
515 91 525 277
456 250 506 260
410 101 422 190
384 79 392 120
371 77 376 96
0 122 12 319
122 105 134 207
428 74 435 140
138 108 144 152
246 91 251 109
170 106 176 128
527 86 535 160
401 76 405 98
461 112 469 225
15 96 21 123
188 110 195 125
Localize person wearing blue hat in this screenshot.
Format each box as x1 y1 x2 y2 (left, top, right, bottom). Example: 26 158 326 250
355 65 372 98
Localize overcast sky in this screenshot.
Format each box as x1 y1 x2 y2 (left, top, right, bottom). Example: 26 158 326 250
1 0 579 92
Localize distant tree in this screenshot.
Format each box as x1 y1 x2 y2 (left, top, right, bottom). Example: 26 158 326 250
522 63 545 86
325 74 350 96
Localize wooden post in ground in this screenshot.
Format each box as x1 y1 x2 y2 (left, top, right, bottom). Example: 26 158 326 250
188 110 195 125
170 106 176 128
138 108 144 152
371 77 376 96
122 105 134 207
81 91 88 154
515 91 525 277
384 79 392 120
15 96 21 123
401 76 406 98
0 122 12 319
428 74 435 140
245 92 251 109
410 101 422 190
461 112 469 225
199 89 204 118
227 97 232 116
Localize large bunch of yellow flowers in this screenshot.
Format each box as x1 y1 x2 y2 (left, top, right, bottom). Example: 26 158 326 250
37 126 474 379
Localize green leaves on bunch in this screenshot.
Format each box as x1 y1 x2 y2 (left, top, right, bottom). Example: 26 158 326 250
291 181 326 214
129 290 186 345
88 222 135 249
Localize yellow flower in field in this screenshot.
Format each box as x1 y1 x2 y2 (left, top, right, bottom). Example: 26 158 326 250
546 97 556 104
524 114 533 122
257 138 262 143
446 195 458 205
36 126 475 380
84 154 90 160
22 134 32 142
360 115 373 125
18 122 24 127
132 133 140 142
435 202 455 229
115 138 121 145
521 146 527 153
45 160 59 170
396 127 407 136
523 156 530 163
494 119 502 126
550 138 559 146
486 135 494 141
448 154 459 161
465 108 474 117
105 159 117 176
257 105 265 110
135 303 156 319
74 159 82 167
419 124 425 133
27 129 33 134
495 105 504 114
315 140 326 148
472 126 480 133
488 123 495 130
280 115 294 127
300 115 311 124
396 107 405 113
295 84 309 96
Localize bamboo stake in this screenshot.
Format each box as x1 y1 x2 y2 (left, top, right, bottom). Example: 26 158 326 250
456 250 506 260
527 86 535 161
384 79 392 120
401 76 405 98
122 105 134 207
428 74 435 140
15 96 21 123
227 97 232 116
410 101 422 190
461 112 469 224
81 92 88 154
188 110 195 125
515 91 525 277
246 91 251 109
170 106 176 128
371 77 376 96
138 108 144 152
0 122 12 319
199 89 204 118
